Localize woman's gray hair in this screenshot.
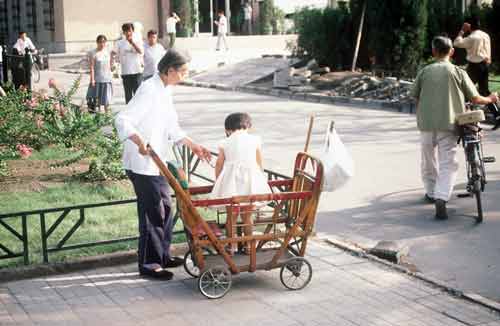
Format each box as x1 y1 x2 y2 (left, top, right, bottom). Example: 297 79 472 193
157 49 190 75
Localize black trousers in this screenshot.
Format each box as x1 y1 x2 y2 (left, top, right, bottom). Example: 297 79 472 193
126 170 173 271
122 73 142 104
467 61 490 96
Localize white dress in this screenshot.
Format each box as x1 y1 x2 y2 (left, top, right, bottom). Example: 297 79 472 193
210 130 272 199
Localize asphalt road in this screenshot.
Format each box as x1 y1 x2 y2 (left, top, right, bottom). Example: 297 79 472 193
37 70 500 303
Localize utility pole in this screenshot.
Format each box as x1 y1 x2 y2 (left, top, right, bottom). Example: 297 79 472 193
351 0 367 72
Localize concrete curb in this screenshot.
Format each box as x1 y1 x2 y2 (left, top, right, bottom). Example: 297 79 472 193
0 243 188 284
320 235 500 313
182 80 416 114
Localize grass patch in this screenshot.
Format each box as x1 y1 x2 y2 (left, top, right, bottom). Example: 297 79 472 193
0 181 220 269
489 74 500 93
28 144 77 161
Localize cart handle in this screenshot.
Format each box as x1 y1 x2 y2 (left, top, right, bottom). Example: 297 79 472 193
188 179 293 196
192 191 313 207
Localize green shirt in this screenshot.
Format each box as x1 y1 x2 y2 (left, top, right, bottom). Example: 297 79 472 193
411 60 479 131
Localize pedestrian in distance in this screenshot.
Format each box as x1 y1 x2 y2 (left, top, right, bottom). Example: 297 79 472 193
453 16 491 96
143 30 166 81
411 36 498 220
89 35 113 113
114 48 211 280
214 10 229 51
113 23 144 104
166 12 180 49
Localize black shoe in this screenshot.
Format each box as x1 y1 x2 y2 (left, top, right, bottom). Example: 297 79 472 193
424 194 435 203
164 256 184 268
435 199 448 220
139 268 174 280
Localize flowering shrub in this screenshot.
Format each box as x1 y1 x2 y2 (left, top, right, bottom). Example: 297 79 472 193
0 75 126 181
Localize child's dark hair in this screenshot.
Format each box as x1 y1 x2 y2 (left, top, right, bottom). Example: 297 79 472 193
224 113 252 131
147 30 157 38
96 34 107 42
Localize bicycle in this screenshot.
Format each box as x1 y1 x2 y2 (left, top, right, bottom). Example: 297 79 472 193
456 108 496 223
27 48 44 83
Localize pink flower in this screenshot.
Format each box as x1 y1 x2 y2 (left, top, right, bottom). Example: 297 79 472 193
16 144 33 159
48 78 57 89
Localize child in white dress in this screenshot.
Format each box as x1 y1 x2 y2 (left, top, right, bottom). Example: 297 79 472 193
210 113 272 253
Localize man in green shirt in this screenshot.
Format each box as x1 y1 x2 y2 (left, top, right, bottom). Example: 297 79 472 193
411 36 497 220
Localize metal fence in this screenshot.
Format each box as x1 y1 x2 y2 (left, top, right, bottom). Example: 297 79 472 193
0 146 290 265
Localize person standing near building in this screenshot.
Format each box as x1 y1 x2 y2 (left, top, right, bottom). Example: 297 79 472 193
166 12 180 49
0 44 3 86
411 36 498 220
114 23 144 104
242 2 253 35
143 30 166 80
13 31 37 55
215 10 229 51
89 35 113 113
114 49 211 279
453 17 491 96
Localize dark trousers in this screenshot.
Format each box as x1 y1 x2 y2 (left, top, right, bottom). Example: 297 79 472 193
122 73 142 104
126 170 173 271
467 61 490 96
242 20 252 35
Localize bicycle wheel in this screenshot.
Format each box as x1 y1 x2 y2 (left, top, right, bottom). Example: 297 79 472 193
31 64 40 83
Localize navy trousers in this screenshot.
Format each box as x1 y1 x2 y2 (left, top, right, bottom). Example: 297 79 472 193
126 170 173 271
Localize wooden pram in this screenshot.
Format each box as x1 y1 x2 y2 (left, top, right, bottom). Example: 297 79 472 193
150 148 323 299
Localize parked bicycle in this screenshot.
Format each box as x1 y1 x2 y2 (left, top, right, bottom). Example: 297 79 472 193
456 107 497 223
27 48 44 83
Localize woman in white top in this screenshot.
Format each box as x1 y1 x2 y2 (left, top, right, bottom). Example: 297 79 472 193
89 35 113 113
210 112 271 253
214 10 229 51
114 49 211 279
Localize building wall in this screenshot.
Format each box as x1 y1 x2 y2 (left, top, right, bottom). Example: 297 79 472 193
54 0 160 53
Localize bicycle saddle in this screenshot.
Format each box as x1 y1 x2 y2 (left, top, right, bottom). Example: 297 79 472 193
456 110 485 126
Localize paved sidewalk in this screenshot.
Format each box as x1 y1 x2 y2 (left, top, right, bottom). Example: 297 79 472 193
2 240 499 326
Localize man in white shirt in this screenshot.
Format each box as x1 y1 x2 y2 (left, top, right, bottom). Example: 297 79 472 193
0 44 3 85
13 31 37 55
454 17 491 96
115 48 211 280
166 12 180 49
215 10 229 51
143 30 166 80
113 23 144 104
242 2 253 35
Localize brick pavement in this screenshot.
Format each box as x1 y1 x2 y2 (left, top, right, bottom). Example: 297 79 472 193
1 240 499 326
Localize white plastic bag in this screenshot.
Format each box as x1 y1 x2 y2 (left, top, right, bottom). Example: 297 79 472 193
319 125 354 192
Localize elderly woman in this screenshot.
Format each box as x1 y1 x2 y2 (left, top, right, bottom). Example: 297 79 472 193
115 49 211 279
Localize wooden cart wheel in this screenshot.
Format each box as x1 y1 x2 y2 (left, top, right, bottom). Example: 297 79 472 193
183 251 201 278
280 257 312 290
198 266 232 299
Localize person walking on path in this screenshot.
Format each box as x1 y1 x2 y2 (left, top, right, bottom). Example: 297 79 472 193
242 2 253 35
210 112 271 254
113 23 144 104
89 35 113 113
453 17 491 96
114 49 211 280
143 30 166 81
411 36 498 220
215 10 229 51
166 12 180 49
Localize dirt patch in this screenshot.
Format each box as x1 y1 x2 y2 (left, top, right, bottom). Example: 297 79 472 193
0 159 89 193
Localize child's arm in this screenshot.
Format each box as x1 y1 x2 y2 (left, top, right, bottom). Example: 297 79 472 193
215 149 225 178
256 148 263 170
